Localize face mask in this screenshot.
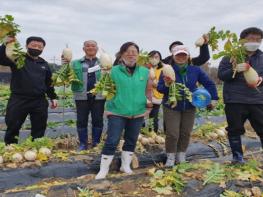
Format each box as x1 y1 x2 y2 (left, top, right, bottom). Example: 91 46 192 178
122 58 136 67
27 48 42 57
149 58 160 66
244 42 261 52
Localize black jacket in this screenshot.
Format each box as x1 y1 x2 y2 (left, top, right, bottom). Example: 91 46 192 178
163 44 210 66
0 44 57 99
218 50 263 104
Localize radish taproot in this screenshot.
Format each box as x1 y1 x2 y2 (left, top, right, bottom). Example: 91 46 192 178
215 129 226 137
140 137 150 145
100 51 112 70
24 150 37 161
155 136 165 144
208 132 218 139
62 47 73 62
39 147 51 156
243 66 260 88
52 48 80 87
195 37 205 47
148 138 155 144
162 63 175 81
0 15 25 69
12 153 23 162
138 134 143 141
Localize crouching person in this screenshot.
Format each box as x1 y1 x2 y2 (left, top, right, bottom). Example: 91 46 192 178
95 42 152 179
157 45 218 167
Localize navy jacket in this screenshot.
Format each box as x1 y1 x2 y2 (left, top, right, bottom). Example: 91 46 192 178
157 64 218 111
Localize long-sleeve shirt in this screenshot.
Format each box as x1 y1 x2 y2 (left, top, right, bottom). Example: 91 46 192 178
218 50 263 104
0 44 57 99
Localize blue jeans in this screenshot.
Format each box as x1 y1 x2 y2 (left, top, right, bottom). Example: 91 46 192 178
102 115 144 155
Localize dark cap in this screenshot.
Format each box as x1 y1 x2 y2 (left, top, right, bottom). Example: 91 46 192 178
26 36 46 46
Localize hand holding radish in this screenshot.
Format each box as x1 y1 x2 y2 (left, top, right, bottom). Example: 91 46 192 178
3 35 16 45
61 55 70 65
203 34 209 44
236 63 250 73
163 76 174 86
195 34 209 47
207 100 217 111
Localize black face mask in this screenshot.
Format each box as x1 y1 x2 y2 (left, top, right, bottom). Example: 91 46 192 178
27 48 42 57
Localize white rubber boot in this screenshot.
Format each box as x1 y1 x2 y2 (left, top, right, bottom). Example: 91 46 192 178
95 155 114 179
120 151 133 174
176 152 186 163
165 153 175 167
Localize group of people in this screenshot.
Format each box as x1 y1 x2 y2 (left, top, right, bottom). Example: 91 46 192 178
0 26 262 180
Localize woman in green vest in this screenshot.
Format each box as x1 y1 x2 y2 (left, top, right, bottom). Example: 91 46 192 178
96 42 153 179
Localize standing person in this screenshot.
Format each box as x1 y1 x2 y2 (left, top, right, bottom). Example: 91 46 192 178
218 27 263 163
163 34 210 66
70 40 105 150
95 42 152 179
0 36 58 144
148 50 163 133
158 45 218 167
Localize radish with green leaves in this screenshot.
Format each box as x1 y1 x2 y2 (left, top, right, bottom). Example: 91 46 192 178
0 15 26 69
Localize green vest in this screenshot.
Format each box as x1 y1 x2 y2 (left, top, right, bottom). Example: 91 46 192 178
106 65 149 117
71 59 101 92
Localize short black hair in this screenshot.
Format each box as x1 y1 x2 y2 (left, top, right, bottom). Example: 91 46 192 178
26 36 46 46
169 41 184 51
240 27 263 39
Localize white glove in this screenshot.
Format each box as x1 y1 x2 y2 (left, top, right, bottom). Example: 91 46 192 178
236 63 250 73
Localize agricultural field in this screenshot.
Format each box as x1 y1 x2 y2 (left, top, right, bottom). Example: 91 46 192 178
0 83 262 197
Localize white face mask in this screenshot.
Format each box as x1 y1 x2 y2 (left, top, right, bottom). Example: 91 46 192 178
122 58 137 67
149 58 160 66
244 42 261 52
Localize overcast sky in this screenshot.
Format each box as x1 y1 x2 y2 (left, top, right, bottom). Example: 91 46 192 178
1 0 262 65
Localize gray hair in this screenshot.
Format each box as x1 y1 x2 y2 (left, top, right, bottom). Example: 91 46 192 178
83 40 98 46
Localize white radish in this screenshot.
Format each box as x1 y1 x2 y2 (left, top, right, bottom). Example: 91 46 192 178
12 153 23 163
140 137 149 145
4 145 15 152
100 51 112 69
208 133 218 139
148 138 155 144
0 156 3 164
155 136 165 144
39 147 51 156
138 134 143 141
195 37 205 47
5 41 17 62
24 150 37 161
62 47 73 62
216 129 226 137
243 67 260 88
162 63 175 81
